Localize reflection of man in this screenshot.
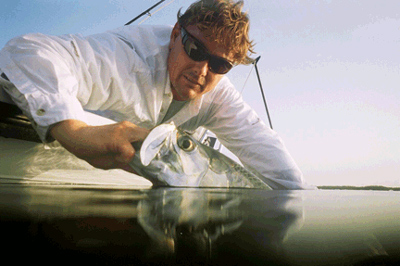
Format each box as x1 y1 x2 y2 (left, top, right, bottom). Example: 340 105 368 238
0 0 306 189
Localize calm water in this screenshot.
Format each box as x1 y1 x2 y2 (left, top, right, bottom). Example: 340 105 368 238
1 184 400 265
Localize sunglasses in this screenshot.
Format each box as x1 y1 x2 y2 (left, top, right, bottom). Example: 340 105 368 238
180 26 234 74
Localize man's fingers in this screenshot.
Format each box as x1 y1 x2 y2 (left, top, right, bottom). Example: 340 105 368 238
51 119 150 172
87 152 134 170
86 154 117 170
122 122 150 143
115 141 136 164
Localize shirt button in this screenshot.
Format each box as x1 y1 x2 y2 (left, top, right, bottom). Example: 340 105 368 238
36 109 46 116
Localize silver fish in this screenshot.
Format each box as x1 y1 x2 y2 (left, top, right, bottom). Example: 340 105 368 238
129 122 272 189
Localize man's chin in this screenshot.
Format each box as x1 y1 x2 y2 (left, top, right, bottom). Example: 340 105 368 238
172 88 198 101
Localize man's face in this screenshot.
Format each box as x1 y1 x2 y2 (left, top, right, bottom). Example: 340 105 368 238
168 23 234 101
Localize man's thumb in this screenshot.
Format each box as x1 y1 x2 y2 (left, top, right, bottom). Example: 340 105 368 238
115 142 135 163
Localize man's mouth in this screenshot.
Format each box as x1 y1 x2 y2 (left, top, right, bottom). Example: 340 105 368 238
184 75 202 87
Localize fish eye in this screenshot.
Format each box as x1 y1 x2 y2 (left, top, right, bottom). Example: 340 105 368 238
177 136 196 152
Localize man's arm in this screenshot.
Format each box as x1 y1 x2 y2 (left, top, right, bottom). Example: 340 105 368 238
1 32 152 173
202 79 309 189
50 119 149 173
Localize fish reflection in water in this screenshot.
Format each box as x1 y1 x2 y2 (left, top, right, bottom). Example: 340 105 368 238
0 186 303 265
2 186 400 265
138 189 244 257
137 188 304 262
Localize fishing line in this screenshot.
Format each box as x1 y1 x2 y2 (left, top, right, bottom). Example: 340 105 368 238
239 57 273 129
239 62 255 94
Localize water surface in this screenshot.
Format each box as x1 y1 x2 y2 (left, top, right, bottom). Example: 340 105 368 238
1 184 399 265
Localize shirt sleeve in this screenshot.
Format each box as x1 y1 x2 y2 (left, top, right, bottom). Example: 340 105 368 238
203 79 311 189
0 33 88 142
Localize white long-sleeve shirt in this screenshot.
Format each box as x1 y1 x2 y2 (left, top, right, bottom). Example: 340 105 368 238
0 25 308 189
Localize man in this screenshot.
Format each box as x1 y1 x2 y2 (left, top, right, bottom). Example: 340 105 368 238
0 0 306 189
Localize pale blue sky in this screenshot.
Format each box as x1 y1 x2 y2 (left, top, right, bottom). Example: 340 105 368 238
1 0 399 187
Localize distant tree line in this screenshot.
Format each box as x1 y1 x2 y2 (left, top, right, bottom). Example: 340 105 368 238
317 185 400 191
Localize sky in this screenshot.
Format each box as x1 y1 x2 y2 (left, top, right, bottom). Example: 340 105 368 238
1 0 399 187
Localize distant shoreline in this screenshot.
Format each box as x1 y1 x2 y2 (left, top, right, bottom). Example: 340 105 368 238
317 185 400 191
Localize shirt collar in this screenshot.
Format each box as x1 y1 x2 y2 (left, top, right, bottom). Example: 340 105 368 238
164 93 203 126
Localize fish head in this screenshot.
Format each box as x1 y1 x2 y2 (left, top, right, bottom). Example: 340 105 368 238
139 122 210 186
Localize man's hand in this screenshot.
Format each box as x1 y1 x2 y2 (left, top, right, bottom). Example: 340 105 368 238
50 119 150 172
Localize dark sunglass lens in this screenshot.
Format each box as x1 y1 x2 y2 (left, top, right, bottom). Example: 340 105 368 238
209 57 233 74
181 27 233 74
184 38 208 61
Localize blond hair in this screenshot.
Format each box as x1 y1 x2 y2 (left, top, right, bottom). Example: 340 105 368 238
178 0 255 65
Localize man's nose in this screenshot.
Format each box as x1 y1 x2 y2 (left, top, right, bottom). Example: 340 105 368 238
193 60 209 76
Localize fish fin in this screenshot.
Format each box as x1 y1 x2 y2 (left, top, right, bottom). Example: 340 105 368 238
140 122 176 166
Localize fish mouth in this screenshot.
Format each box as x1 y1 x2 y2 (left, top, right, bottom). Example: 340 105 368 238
139 122 177 166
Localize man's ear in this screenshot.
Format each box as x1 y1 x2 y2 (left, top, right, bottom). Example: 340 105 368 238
169 22 180 49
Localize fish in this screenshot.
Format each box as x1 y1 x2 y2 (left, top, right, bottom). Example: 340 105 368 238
129 122 272 189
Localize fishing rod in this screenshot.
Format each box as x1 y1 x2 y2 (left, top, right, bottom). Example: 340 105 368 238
138 0 175 25
253 56 273 129
125 0 166 25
